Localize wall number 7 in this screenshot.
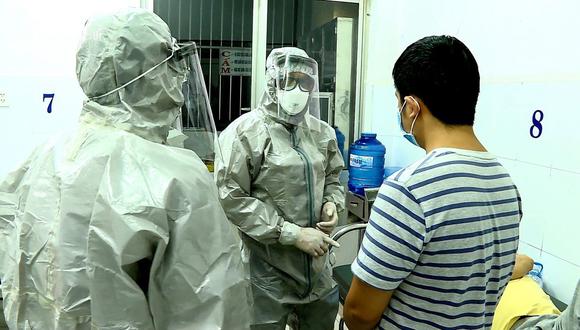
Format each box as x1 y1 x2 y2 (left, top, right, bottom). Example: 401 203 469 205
43 93 55 113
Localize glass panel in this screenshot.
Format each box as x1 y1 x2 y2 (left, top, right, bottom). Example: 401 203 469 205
266 0 360 153
155 0 254 131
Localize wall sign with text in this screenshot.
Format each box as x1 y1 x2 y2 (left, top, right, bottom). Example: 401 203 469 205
220 49 252 76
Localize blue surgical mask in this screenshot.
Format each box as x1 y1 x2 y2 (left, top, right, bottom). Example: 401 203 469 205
397 97 420 147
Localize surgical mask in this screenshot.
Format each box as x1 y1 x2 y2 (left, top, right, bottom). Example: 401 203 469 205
277 88 310 115
397 97 420 147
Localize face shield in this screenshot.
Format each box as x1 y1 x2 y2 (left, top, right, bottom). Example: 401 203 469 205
273 54 321 127
169 42 221 173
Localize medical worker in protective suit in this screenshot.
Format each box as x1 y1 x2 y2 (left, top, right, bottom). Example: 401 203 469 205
0 8 250 330
216 47 345 329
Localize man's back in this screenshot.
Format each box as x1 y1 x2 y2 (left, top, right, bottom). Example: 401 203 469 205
0 127 249 329
352 148 521 329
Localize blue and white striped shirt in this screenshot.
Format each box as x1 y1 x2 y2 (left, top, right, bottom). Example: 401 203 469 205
352 148 522 330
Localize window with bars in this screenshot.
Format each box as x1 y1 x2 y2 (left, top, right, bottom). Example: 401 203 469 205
155 0 360 146
155 0 254 131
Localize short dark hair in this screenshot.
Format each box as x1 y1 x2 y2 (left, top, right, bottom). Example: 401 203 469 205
393 35 480 125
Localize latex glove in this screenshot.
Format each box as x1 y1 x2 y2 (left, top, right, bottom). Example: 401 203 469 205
317 202 338 235
279 222 340 257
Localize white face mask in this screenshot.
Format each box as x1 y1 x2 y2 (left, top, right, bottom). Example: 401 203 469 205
277 88 310 115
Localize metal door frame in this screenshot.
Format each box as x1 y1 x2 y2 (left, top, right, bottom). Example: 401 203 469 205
140 0 153 11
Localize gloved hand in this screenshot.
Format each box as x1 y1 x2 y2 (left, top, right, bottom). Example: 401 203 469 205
279 222 340 257
316 202 338 235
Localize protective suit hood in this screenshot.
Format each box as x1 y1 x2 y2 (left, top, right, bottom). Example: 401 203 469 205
260 47 320 126
76 8 184 144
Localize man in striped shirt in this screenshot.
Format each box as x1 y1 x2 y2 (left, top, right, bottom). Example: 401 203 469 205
344 36 522 330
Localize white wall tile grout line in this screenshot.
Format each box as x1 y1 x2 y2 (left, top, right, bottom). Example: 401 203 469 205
497 156 580 175
520 241 580 268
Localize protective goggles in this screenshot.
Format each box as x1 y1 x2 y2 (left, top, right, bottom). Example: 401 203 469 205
277 72 316 92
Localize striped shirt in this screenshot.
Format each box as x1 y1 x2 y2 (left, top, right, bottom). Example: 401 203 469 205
352 148 522 330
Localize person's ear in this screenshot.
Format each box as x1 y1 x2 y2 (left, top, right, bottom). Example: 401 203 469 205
404 95 421 118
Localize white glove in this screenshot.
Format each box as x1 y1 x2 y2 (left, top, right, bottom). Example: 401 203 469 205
279 222 340 257
316 202 338 235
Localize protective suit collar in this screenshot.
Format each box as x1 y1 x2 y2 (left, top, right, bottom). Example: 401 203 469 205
259 104 326 137
260 102 302 128
78 101 176 145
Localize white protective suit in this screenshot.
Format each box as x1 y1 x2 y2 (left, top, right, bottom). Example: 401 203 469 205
216 48 345 330
0 8 250 330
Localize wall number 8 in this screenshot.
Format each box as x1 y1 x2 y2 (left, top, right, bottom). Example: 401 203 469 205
529 110 543 139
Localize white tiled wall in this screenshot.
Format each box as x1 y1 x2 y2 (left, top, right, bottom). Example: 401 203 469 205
363 0 580 304
0 1 146 178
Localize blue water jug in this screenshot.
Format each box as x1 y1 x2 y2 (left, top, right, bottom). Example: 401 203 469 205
528 262 544 288
348 133 386 196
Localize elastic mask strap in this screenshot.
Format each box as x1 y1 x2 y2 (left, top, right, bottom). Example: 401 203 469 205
399 99 408 131
408 97 421 134
89 50 175 101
